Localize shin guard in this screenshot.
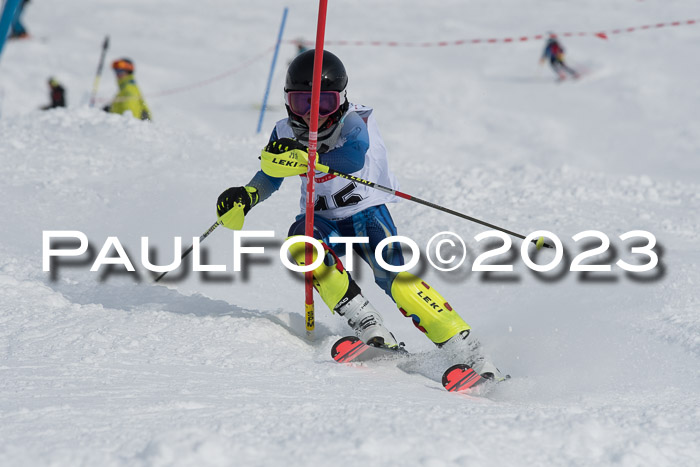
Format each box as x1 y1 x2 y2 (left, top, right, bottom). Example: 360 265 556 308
390 272 470 345
287 236 350 311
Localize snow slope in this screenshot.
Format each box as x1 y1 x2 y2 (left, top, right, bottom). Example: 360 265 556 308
1 0 699 466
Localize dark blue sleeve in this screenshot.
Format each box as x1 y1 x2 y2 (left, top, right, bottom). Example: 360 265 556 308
268 127 279 143
246 127 284 203
318 112 369 173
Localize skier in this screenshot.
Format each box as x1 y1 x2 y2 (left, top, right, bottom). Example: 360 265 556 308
287 39 309 66
104 58 152 121
9 0 30 39
540 33 578 80
40 77 66 110
216 50 504 380
294 38 309 56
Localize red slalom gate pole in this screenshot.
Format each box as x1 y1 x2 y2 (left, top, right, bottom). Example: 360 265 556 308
304 0 329 340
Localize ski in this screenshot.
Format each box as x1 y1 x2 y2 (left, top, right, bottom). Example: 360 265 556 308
441 364 511 393
332 337 507 396
441 364 486 392
331 336 407 363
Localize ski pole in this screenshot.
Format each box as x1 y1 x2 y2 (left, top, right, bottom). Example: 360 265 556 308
0 0 23 61
89 35 110 108
314 162 553 249
154 220 221 282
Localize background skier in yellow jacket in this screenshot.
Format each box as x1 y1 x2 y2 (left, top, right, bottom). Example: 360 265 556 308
105 58 152 120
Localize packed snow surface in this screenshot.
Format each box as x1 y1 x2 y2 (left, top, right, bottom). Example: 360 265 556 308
1 0 699 466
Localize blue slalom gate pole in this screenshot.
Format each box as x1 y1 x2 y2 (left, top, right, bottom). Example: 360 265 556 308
256 7 288 133
0 0 23 62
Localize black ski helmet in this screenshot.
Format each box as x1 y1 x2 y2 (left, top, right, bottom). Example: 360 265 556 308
284 50 349 151
285 49 348 92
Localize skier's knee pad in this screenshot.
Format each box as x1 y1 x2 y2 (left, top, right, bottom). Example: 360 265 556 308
286 236 350 311
390 272 470 345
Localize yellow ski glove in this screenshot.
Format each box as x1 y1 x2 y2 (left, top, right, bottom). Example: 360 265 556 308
260 138 309 178
216 186 259 230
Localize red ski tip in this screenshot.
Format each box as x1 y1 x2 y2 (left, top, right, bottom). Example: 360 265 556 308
442 364 484 392
331 336 370 363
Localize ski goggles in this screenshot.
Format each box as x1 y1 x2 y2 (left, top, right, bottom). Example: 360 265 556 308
112 59 135 73
285 90 344 117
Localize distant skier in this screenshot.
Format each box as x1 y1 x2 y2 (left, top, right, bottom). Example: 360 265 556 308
9 0 30 39
104 58 152 121
294 38 308 55
540 33 579 80
40 77 66 110
215 50 506 381
287 39 309 66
